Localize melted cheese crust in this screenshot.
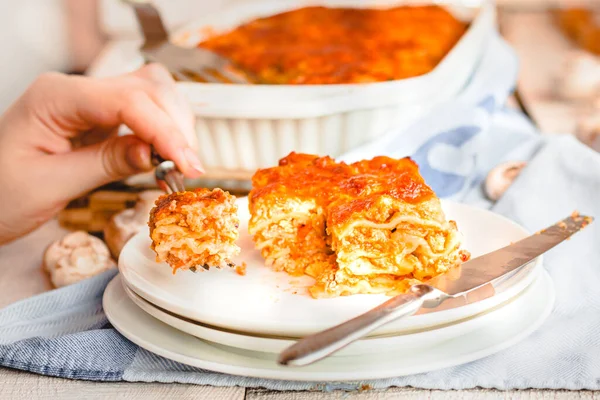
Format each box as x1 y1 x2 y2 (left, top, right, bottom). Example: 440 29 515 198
249 153 470 298
198 5 467 84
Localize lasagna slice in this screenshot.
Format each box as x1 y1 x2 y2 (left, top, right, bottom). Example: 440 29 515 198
148 188 240 273
248 154 340 277
249 153 469 298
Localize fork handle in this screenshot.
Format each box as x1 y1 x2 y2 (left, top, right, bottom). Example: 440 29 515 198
123 0 169 48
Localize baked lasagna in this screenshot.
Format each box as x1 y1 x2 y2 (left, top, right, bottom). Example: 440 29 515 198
248 153 469 298
555 7 600 55
198 5 467 84
148 188 240 273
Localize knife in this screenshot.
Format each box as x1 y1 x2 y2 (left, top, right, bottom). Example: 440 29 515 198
278 213 594 367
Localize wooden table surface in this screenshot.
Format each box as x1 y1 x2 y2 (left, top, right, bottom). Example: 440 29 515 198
1 3 598 399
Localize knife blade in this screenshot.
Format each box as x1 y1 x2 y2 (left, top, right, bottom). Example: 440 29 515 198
426 213 592 295
278 213 593 367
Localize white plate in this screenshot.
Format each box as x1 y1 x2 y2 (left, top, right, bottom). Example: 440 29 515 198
121 264 542 356
104 269 555 381
119 197 542 337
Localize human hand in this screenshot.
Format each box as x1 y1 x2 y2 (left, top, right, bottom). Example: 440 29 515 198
0 63 203 244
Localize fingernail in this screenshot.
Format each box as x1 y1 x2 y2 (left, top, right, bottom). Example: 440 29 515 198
183 147 205 174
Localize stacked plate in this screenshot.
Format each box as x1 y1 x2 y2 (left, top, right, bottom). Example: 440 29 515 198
103 197 555 381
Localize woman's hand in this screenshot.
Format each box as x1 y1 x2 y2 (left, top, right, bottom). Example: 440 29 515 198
0 63 203 244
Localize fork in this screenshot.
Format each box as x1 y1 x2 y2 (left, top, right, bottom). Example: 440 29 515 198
150 147 186 194
123 0 249 84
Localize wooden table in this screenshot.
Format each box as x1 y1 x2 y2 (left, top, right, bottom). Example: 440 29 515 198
1 3 597 399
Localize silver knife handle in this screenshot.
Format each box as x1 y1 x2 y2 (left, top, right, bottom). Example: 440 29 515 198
278 284 448 366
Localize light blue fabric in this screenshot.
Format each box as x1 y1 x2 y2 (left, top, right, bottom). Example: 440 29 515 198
1 33 599 391
338 33 541 202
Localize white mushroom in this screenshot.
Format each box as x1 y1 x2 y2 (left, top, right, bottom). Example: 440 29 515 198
484 161 528 202
43 231 116 288
555 50 600 101
104 190 164 259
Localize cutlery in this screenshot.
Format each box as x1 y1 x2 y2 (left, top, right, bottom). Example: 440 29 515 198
151 148 185 194
123 0 249 83
278 213 594 366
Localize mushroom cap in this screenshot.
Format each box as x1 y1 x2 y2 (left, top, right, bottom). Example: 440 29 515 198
103 190 164 259
484 161 527 201
43 231 116 288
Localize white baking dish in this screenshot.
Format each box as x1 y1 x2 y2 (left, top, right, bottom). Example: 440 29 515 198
170 0 495 179
97 0 496 180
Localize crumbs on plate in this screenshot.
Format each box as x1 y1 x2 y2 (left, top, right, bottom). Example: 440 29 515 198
235 262 247 276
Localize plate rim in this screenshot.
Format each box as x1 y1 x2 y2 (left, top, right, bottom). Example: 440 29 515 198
122 266 541 341
103 269 555 381
120 267 542 356
119 197 543 336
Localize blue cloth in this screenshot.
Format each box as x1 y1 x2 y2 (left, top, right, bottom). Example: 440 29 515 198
1 33 599 390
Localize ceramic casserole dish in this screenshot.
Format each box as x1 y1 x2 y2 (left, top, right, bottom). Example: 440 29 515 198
106 0 496 180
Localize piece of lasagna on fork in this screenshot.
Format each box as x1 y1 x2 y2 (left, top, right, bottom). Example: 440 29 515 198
148 188 240 273
248 153 470 298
